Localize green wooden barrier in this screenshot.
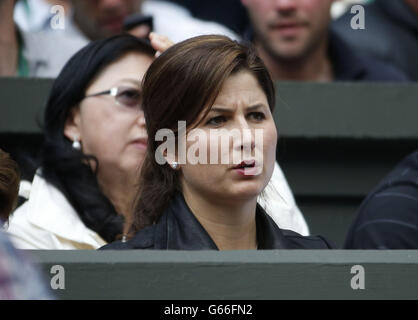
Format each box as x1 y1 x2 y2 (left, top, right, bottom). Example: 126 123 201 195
28 250 418 300
0 77 52 133
1 78 418 138
274 82 418 139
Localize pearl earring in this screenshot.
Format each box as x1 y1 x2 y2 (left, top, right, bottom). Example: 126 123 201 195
72 135 81 150
171 162 179 169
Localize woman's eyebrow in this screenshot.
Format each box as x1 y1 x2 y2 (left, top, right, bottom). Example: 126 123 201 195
114 78 142 86
246 104 265 111
210 104 266 113
210 107 234 113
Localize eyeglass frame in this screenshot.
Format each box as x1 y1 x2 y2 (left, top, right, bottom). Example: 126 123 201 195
83 86 143 111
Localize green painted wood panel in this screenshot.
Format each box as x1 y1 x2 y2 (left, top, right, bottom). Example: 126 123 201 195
28 250 418 300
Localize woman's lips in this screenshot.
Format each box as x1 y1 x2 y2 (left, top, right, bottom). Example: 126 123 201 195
232 160 256 169
231 160 261 176
131 138 147 150
233 167 261 176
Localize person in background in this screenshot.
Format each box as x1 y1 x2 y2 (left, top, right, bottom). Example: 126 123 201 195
102 35 332 251
68 0 239 43
10 0 238 77
0 228 53 299
333 0 418 81
241 0 408 81
0 0 86 78
0 149 51 300
345 150 418 249
0 149 20 224
165 0 250 36
0 0 20 76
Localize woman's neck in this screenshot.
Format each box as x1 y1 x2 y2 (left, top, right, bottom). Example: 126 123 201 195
97 168 139 234
182 186 258 250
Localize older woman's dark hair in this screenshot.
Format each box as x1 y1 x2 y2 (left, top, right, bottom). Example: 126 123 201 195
0 149 20 223
41 34 155 242
131 35 275 233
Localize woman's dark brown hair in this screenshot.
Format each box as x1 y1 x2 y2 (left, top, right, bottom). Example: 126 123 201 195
0 149 20 222
131 35 275 233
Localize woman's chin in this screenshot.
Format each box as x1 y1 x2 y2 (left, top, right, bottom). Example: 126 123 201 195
227 184 264 202
121 157 146 174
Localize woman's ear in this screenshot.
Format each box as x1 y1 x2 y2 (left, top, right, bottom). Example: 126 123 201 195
63 106 81 142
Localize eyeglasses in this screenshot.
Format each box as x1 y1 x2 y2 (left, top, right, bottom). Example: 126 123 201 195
84 86 142 111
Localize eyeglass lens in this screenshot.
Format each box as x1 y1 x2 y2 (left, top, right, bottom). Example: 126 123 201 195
116 87 141 108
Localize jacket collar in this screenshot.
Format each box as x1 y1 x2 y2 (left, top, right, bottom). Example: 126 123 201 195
25 173 105 246
152 193 289 250
327 30 369 81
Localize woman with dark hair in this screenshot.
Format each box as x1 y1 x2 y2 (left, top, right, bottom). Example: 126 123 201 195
102 35 331 250
7 34 156 249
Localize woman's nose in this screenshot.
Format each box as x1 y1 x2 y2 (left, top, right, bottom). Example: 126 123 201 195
137 111 146 127
235 116 251 130
232 119 255 151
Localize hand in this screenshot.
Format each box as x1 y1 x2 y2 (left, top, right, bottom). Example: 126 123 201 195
149 32 174 58
128 24 151 39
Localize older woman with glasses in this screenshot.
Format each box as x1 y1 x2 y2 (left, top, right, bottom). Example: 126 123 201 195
6 34 157 249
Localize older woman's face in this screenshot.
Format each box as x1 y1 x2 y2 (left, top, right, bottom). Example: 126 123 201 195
64 52 153 175
180 71 277 203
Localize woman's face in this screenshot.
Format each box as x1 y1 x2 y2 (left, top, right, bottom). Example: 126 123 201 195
179 71 277 204
64 52 154 175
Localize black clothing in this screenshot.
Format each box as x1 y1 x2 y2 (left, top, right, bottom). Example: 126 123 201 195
101 193 333 250
345 151 418 249
333 0 418 81
328 31 408 82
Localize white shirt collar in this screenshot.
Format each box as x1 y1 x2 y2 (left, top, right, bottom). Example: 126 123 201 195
25 173 106 246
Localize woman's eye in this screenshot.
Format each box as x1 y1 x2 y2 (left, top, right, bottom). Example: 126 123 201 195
206 115 227 126
121 89 139 99
248 112 266 121
117 89 140 107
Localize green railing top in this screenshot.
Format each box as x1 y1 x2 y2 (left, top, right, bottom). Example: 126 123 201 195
28 250 418 300
273 81 418 139
29 249 418 264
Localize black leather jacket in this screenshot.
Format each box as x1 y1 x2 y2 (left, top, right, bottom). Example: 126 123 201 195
101 193 333 250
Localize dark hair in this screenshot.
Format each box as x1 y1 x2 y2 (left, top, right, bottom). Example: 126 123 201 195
131 35 275 233
0 149 20 223
40 34 155 242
